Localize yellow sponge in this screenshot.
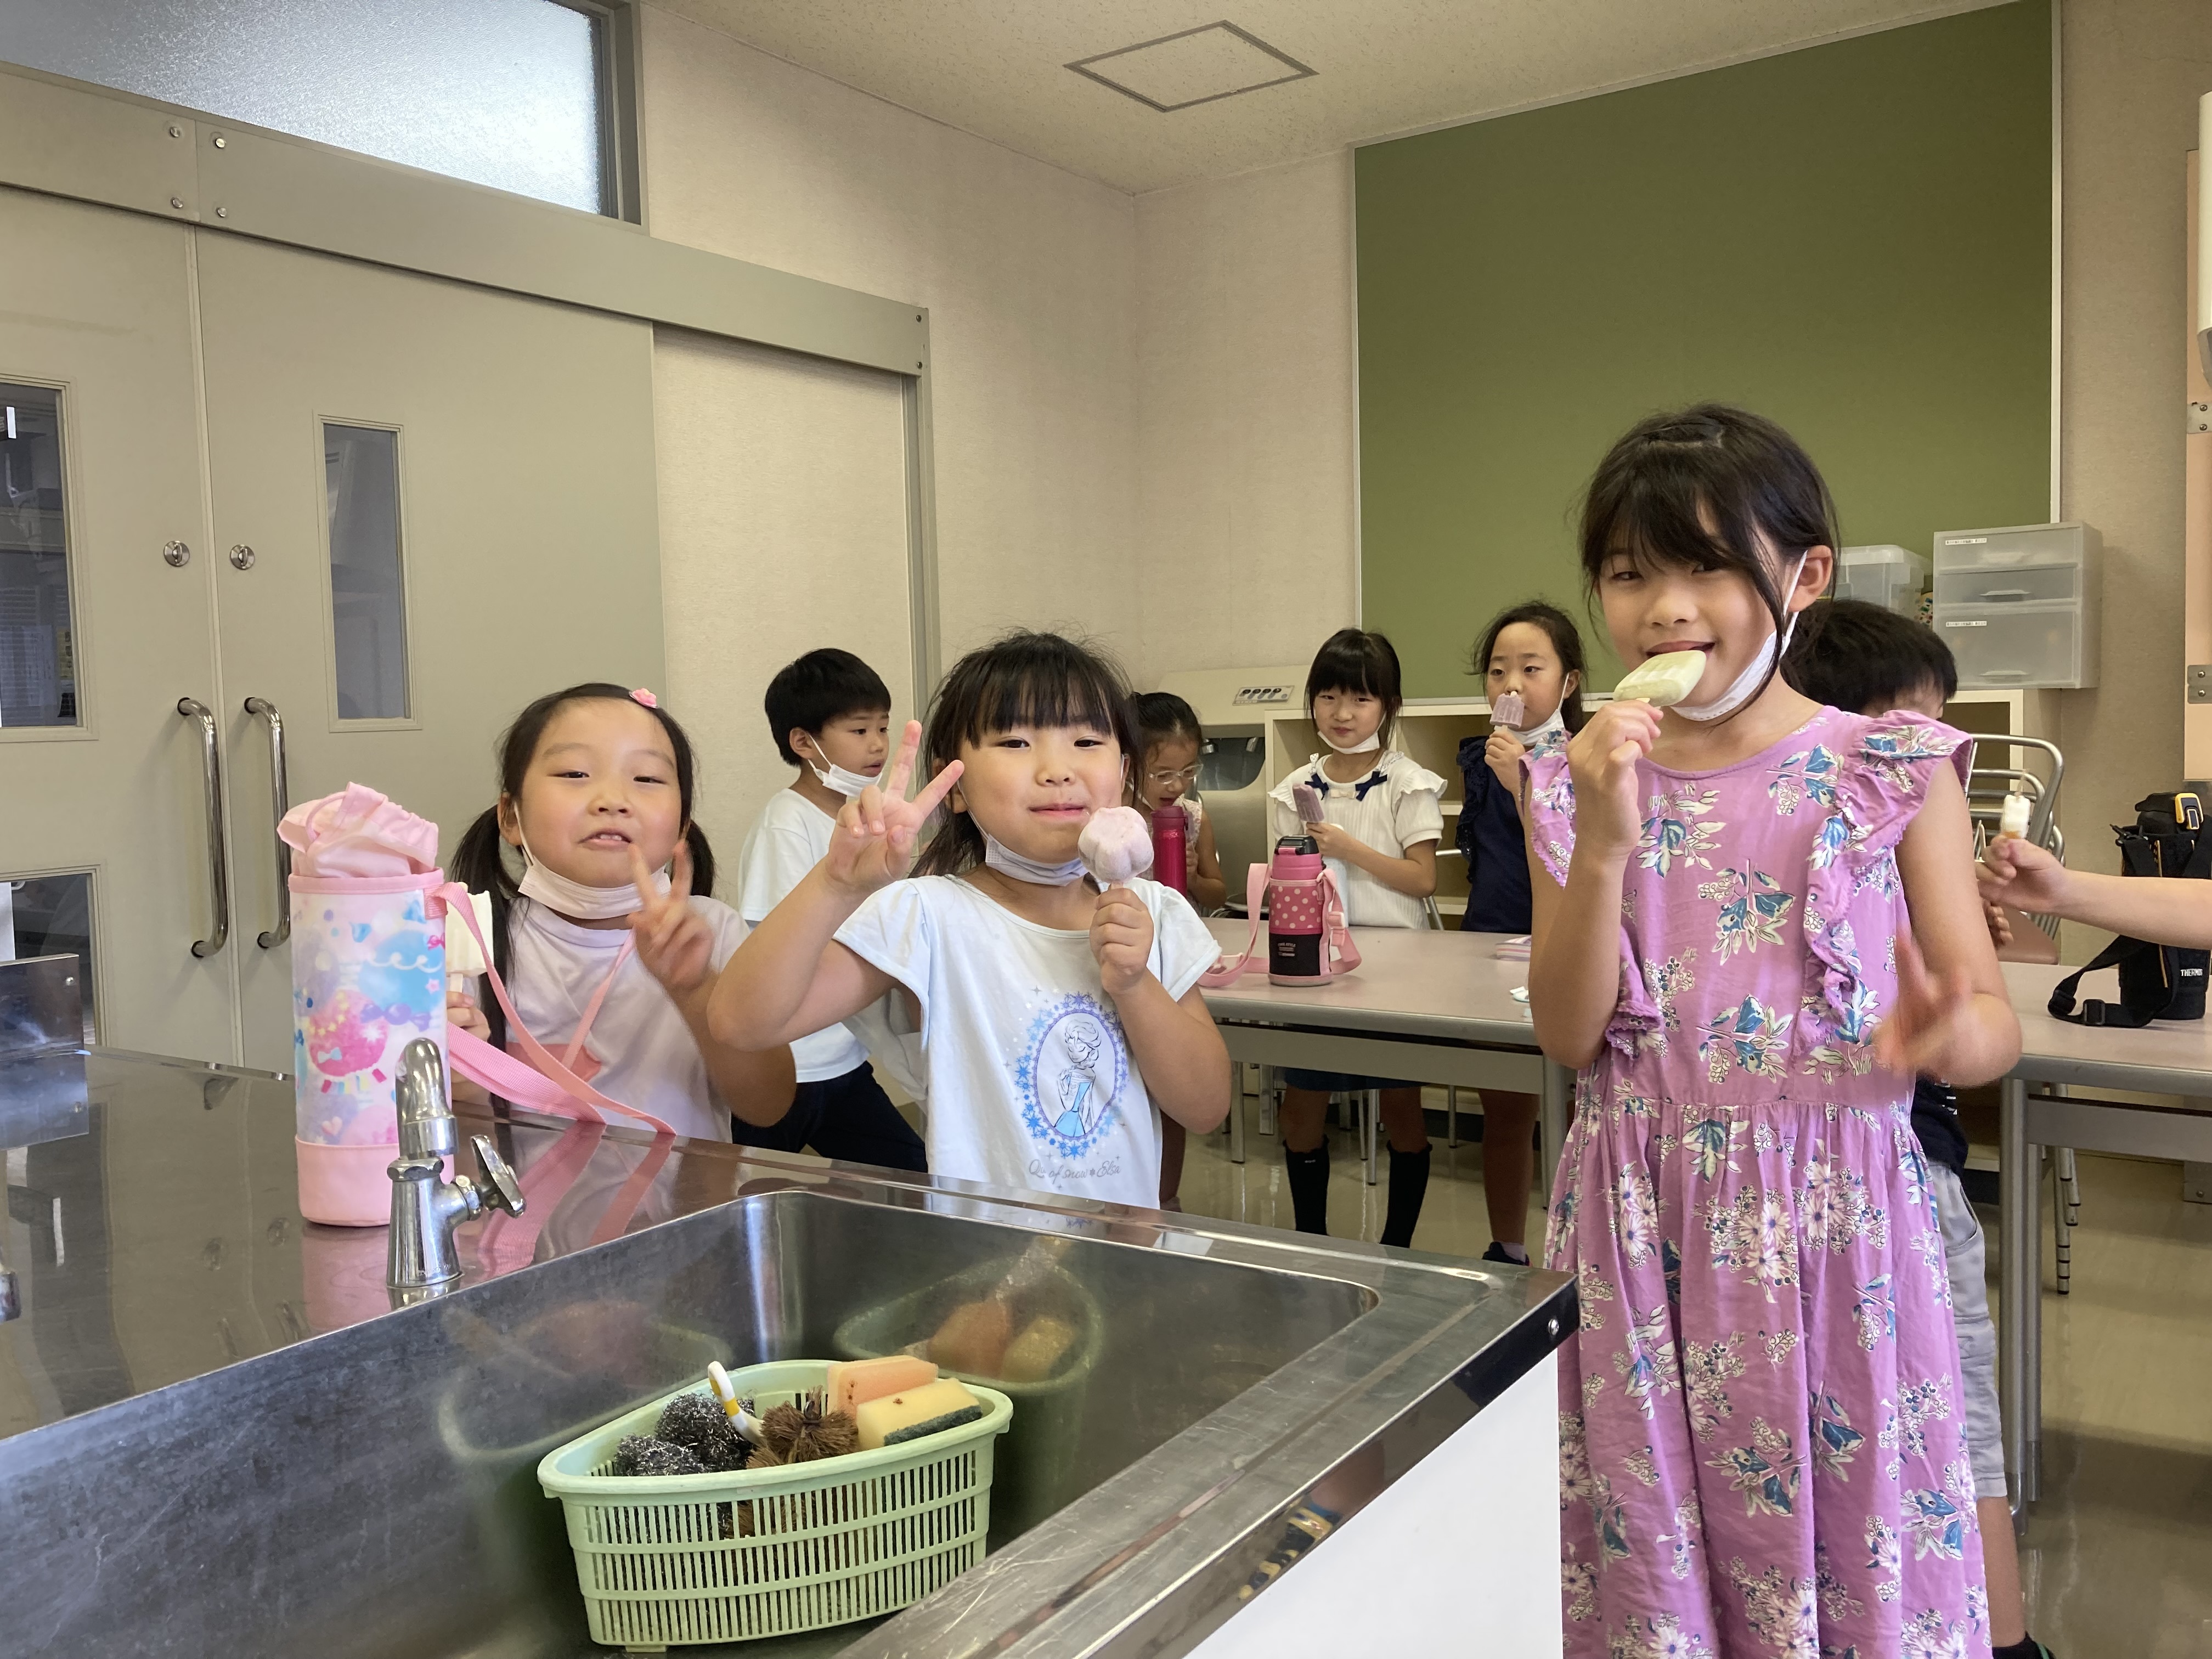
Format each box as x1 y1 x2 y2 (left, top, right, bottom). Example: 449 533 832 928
1000 1317 1077 1384
854 1378 985 1451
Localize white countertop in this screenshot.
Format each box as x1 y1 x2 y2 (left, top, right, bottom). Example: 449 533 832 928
1200 918 1535 1047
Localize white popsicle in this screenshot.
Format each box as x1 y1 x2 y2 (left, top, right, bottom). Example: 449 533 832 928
1079 806 1154 887
1613 650 1709 708
1998 795 2031 839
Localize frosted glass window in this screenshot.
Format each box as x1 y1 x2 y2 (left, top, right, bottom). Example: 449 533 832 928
0 385 76 729
326 425 409 721
0 0 607 215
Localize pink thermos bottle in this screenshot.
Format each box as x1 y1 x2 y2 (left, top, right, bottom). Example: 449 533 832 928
1150 808 1188 896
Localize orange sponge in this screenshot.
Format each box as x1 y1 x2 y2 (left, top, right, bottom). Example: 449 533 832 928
823 1354 938 1419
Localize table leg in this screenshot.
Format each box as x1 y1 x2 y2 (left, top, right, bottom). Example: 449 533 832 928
1447 1086 1459 1149
1259 1070 1277 1139
1364 1089 1379 1186
1999 1076 2039 1511
1228 1059 1246 1165
1539 1063 1570 1195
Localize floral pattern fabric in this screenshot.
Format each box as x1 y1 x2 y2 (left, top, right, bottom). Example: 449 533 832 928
1525 708 1990 1658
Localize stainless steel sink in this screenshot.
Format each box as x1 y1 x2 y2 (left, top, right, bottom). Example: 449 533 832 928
0 1054 1569 1658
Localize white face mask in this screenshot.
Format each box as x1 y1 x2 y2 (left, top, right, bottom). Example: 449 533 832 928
805 755 878 799
980 831 1086 886
1317 725 1383 757
1668 552 1812 724
1505 706 1567 744
516 831 672 921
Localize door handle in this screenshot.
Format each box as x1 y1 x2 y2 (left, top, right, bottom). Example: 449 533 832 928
177 698 230 959
244 697 290 948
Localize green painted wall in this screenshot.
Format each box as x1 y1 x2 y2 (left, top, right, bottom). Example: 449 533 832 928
1355 0 2052 695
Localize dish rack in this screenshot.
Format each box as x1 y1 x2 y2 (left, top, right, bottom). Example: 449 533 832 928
538 1359 1012 1650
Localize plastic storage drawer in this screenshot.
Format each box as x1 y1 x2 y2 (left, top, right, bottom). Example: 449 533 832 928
1932 565 2083 607
1936 602 2094 689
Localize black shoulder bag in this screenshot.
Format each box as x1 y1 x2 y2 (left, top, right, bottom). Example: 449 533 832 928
2047 791 2212 1027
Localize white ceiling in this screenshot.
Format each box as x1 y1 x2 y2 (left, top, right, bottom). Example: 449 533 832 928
654 0 1997 194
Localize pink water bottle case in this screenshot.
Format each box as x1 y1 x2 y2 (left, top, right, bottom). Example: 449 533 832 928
1200 836 1362 989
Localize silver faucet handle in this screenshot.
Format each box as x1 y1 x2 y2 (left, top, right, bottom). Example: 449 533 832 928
394 1038 456 1162
471 1134 524 1216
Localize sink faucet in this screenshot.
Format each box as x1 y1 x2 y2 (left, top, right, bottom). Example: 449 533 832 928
386 1038 523 1295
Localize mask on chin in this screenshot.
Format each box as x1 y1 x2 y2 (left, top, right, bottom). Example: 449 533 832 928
516 831 671 921
1668 552 1813 723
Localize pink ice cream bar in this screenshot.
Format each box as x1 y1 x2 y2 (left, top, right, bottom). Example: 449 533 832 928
1079 805 1155 887
1489 691 1526 730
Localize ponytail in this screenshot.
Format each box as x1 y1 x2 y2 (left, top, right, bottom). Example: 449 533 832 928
684 822 717 899
449 805 520 1053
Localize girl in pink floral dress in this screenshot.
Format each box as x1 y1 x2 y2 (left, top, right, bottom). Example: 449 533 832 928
1525 407 2021 1658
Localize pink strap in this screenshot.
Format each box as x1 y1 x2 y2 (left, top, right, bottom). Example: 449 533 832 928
1198 864 1361 988
475 1118 603 1274
434 883 672 1135
562 934 634 1073
1321 870 1361 973
1200 864 1272 988
437 882 678 1266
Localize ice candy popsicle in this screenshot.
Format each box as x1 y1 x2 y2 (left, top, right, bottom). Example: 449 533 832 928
1613 650 1709 708
1998 795 2032 839
1079 805 1154 887
1488 690 1526 730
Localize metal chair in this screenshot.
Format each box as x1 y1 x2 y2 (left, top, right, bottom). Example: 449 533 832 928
1965 733 2082 1289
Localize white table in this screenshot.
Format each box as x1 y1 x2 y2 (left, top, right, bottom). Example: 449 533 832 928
1998 962 2212 1505
1198 919 1573 1186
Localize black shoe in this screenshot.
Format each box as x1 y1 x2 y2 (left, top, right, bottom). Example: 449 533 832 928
1481 1240 1531 1266
1379 1143 1431 1249
1283 1144 1330 1235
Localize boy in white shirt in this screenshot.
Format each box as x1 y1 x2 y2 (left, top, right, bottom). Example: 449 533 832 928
735 650 928 1171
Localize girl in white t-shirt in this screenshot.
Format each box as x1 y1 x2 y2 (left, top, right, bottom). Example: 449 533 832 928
447 682 796 1143
1264 629 1445 1249
710 631 1228 1209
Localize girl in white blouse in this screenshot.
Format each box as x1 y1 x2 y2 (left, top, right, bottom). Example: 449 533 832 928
1265 629 1444 1247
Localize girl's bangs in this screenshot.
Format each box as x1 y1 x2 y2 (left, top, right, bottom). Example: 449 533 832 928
957 656 1127 748
1600 479 1746 577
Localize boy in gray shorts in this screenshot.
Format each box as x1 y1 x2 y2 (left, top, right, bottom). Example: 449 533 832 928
1784 599 2055 1659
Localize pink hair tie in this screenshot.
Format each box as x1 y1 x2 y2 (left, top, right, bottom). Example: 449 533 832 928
630 687 659 709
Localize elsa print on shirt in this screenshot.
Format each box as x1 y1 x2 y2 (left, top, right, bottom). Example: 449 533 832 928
1017 994 1130 1159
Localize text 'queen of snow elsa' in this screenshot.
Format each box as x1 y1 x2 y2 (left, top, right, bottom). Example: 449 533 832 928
1522 405 2019 1656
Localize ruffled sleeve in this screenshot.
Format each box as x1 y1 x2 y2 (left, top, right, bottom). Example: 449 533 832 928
1796 710 1972 1072
1386 753 1446 849
1519 747 1579 887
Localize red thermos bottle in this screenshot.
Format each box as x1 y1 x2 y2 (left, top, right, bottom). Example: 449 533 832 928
1149 808 1188 896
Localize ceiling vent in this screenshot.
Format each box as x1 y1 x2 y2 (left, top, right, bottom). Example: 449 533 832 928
1066 21 1316 114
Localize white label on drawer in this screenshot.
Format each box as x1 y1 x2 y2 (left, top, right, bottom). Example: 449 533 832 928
1942 619 1988 628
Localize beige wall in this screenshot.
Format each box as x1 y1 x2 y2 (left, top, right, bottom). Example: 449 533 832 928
1133 154 1360 681
637 1 1140 746
2055 0 2212 957
652 331 911 862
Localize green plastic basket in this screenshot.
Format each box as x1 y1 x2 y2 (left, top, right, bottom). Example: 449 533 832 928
538 1360 1012 1651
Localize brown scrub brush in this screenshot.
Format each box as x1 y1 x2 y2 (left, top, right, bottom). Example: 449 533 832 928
744 1390 859 1469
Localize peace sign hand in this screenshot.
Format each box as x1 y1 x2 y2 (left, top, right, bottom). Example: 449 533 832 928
826 720 964 898
629 842 715 998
